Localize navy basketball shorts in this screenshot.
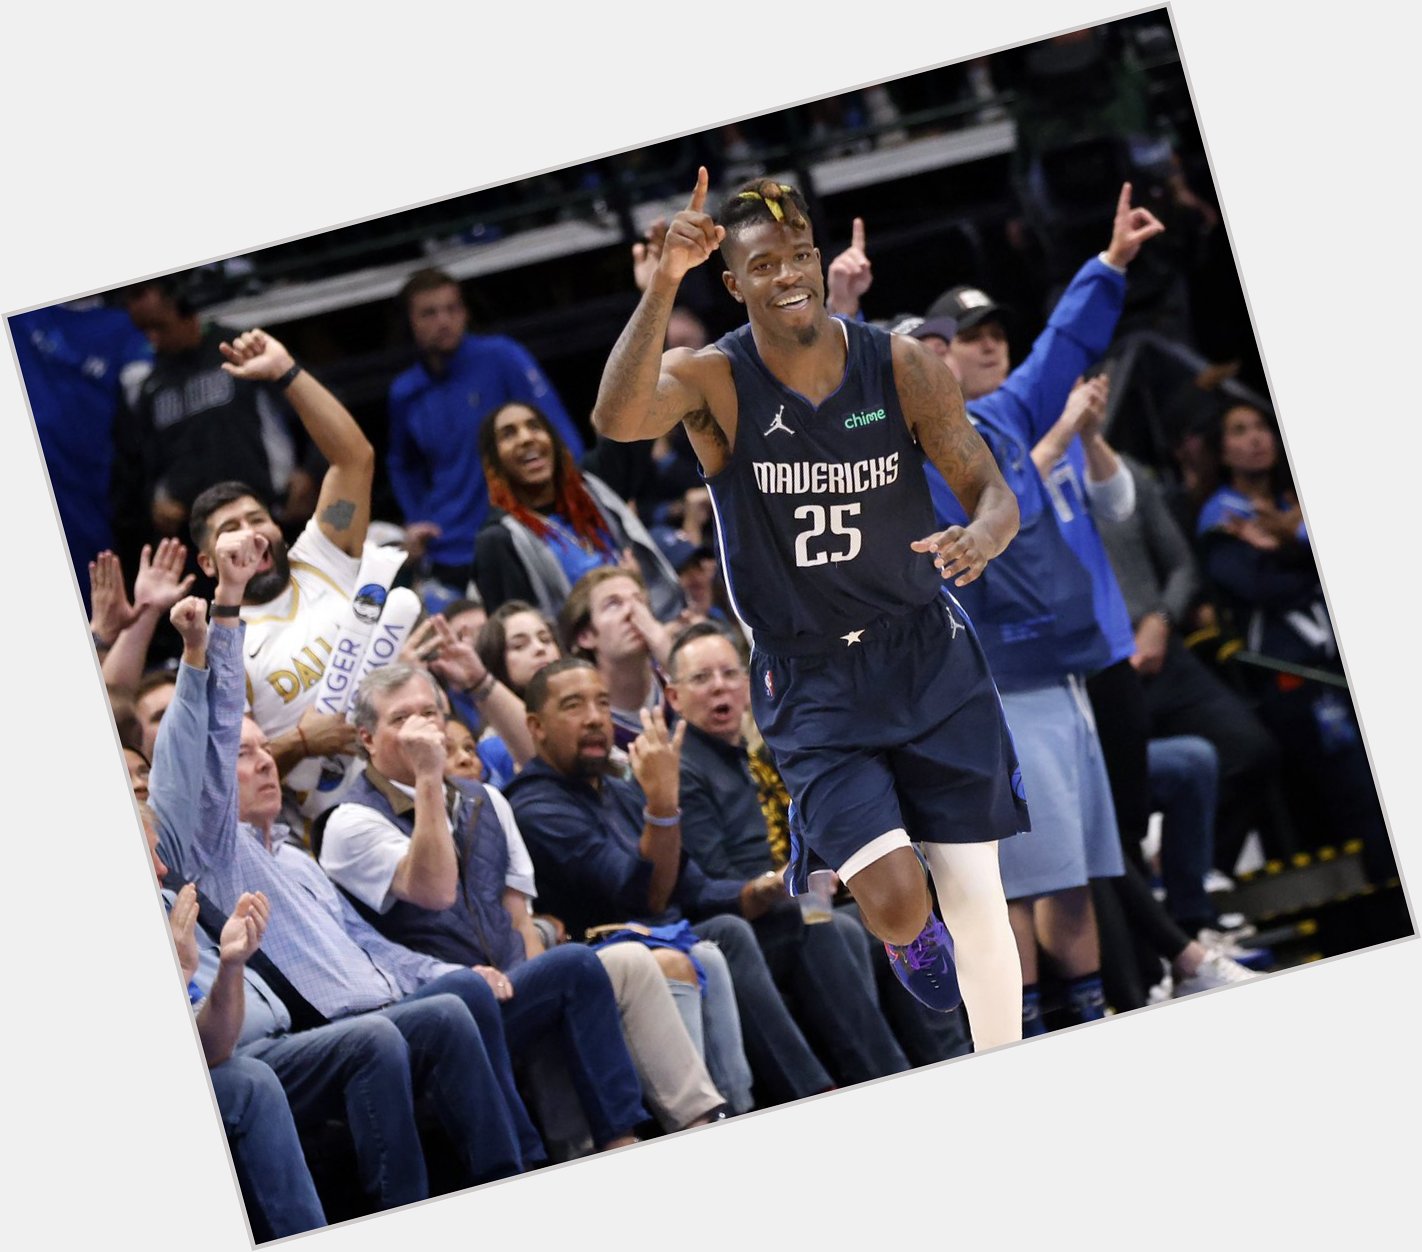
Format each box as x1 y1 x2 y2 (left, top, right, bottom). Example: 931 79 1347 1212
750 593 1030 885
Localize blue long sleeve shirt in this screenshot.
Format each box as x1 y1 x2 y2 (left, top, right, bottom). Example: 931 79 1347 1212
386 334 585 567
149 624 462 1021
503 758 745 943
927 255 1133 681
12 305 151 594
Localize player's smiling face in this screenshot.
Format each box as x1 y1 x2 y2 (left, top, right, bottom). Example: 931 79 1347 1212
723 222 823 331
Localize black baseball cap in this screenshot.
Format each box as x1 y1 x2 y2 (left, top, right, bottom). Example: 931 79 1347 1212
925 284 1010 332
886 314 959 343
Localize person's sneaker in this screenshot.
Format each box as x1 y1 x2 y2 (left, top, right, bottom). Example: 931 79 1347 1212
1197 927 1272 970
1147 971 1174 1004
1172 952 1258 998
1203 869 1236 894
885 916 962 1012
1213 911 1254 936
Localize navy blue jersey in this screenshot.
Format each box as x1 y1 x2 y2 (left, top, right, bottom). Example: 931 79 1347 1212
706 318 943 644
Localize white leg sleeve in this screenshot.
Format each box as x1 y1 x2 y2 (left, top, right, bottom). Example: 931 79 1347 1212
920 841 1023 1051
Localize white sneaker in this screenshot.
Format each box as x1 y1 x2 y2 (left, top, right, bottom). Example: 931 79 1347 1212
1204 869 1236 893
1197 927 1263 960
1173 952 1258 998
1147 972 1174 1004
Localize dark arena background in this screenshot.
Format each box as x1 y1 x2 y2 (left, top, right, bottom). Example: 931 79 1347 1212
10 4 1413 1242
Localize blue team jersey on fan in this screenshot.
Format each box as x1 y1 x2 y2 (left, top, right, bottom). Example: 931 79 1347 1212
925 254 1134 677
705 318 943 643
925 419 1109 690
12 304 152 595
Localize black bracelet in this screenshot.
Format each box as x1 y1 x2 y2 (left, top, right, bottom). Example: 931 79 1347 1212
91 630 111 652
209 603 242 619
274 362 303 390
468 671 497 703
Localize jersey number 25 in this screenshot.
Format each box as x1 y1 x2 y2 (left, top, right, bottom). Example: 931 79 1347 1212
794 503 862 567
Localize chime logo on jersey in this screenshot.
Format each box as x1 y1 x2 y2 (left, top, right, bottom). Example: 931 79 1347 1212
751 452 900 496
843 407 886 430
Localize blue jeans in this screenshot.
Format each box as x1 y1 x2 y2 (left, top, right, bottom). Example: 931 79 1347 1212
691 913 832 1103
243 987 527 1208
690 938 755 1114
403 970 547 1168
210 1054 327 1241
1147 735 1219 933
501 944 648 1146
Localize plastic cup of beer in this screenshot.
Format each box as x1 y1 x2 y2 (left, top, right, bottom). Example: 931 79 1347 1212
798 869 836 924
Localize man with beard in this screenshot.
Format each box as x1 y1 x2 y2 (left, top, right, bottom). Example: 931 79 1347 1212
188 328 375 783
193 329 531 822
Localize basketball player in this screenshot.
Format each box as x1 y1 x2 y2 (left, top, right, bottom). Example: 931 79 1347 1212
591 169 1027 1050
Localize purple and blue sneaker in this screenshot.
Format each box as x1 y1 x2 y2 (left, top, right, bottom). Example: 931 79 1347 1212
885 916 962 1012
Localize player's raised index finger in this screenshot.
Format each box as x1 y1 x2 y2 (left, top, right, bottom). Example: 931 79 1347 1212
851 217 866 252
686 166 710 214
1116 182 1133 217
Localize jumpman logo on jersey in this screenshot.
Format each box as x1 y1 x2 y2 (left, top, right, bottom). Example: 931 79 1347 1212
764 405 795 437
944 602 964 639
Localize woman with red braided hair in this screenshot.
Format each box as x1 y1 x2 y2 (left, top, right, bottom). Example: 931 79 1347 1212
474 401 684 622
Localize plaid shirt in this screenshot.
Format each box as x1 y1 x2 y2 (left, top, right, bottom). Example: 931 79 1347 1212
151 622 461 1021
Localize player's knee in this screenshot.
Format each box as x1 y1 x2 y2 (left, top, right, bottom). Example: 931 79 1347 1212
846 850 932 946
650 947 698 984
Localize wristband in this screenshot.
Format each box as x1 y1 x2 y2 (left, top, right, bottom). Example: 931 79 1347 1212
643 807 682 828
296 724 311 757
274 362 303 390
91 630 111 651
209 602 242 618
467 671 497 703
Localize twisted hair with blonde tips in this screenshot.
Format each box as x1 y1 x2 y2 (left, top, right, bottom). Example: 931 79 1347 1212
716 178 811 240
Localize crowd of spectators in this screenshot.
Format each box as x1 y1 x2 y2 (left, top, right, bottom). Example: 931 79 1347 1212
16 36 1395 1238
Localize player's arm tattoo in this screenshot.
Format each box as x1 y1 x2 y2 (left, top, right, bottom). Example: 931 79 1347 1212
320 499 357 533
593 285 687 441
897 341 1018 556
898 347 992 485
